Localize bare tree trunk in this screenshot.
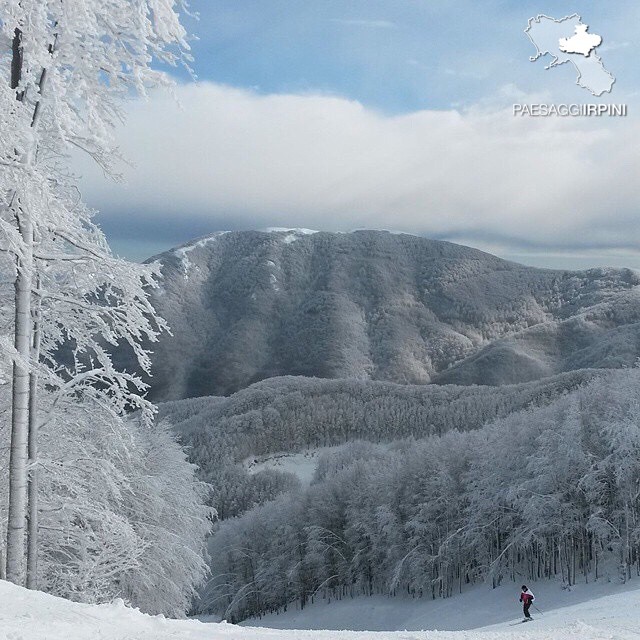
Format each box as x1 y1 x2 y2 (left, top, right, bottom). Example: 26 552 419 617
6 24 31 586
6 15 54 586
7 215 33 585
26 283 41 590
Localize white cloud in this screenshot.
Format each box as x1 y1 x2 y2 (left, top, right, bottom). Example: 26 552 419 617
78 82 640 254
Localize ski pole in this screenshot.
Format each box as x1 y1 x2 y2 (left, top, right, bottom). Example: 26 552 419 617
533 605 543 615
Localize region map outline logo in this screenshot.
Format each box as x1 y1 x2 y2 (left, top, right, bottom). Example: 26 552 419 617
514 13 626 118
525 13 615 97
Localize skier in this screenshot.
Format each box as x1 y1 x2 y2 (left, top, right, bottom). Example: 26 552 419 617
519 585 535 620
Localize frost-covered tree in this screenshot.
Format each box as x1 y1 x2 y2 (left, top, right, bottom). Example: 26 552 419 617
0 0 192 588
117 421 213 616
0 383 212 614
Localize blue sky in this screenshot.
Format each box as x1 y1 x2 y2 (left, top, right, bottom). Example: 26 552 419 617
179 1 639 112
86 1 640 268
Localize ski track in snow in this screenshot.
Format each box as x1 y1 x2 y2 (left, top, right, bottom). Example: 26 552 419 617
2 579 639 640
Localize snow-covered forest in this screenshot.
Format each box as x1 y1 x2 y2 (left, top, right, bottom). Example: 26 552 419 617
161 371 599 519
201 370 640 622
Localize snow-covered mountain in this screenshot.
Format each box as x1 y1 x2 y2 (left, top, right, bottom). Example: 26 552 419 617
143 231 640 626
141 230 640 400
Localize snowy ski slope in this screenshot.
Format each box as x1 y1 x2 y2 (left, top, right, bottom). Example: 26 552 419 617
244 579 640 632
1 579 638 640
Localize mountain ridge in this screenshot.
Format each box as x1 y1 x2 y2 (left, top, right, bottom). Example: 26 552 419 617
140 229 640 400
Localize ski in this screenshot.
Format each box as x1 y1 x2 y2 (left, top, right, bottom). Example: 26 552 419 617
509 619 534 626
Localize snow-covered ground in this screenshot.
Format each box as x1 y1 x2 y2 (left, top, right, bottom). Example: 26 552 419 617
245 579 640 632
244 443 401 486
2 579 639 640
244 446 344 485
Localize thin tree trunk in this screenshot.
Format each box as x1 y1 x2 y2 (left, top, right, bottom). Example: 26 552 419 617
26 282 41 590
7 215 33 584
7 18 53 586
6 24 31 586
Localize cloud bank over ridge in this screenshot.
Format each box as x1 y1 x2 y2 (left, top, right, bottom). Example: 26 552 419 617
78 82 640 263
